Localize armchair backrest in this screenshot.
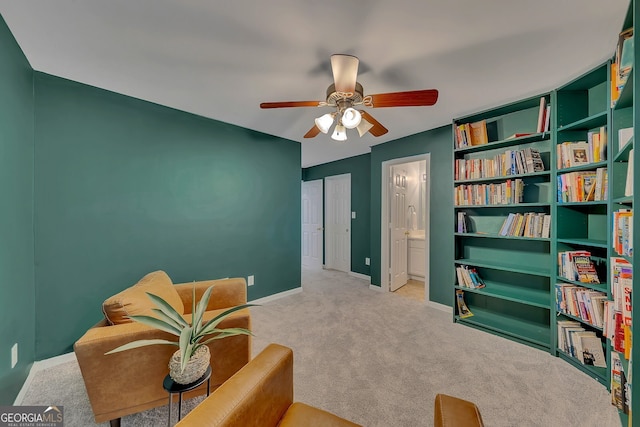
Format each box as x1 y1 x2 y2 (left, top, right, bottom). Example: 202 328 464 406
176 343 293 427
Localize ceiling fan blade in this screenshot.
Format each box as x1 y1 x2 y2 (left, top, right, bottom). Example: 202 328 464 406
360 111 388 137
303 125 321 138
369 89 439 108
260 101 322 109
330 54 359 93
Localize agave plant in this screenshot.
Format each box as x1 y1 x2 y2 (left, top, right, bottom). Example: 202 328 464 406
105 284 255 373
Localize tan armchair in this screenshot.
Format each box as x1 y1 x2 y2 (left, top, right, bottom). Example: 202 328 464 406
176 343 361 427
74 271 251 426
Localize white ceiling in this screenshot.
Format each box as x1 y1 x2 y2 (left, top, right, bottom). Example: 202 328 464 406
0 0 630 167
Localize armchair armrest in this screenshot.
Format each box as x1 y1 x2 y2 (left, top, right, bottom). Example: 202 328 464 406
174 278 247 314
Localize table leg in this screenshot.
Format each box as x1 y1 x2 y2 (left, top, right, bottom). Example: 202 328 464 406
207 378 211 397
168 393 172 427
178 391 183 421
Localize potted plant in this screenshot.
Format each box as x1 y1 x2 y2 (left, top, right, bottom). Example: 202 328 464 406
105 284 255 384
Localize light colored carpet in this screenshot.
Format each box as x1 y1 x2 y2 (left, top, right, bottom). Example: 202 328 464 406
19 267 619 426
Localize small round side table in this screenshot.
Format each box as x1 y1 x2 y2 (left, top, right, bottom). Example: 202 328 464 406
162 366 211 426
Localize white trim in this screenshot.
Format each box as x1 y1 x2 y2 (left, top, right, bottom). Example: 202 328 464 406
249 287 302 305
369 284 385 292
348 271 370 282
428 301 453 313
14 352 77 405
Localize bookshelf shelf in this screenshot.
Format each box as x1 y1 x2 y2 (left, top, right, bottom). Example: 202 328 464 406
456 306 550 350
613 139 633 162
557 161 608 174
455 258 550 277
455 281 548 308
454 202 550 209
556 237 608 248
557 311 604 331
556 276 608 292
453 133 549 154
558 351 608 385
454 170 550 185
455 232 550 242
557 111 608 132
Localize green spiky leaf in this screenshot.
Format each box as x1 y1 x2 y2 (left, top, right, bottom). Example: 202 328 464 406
105 339 178 355
126 315 182 336
146 292 188 328
199 304 256 335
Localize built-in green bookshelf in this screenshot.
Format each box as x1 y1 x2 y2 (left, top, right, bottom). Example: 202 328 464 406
451 4 640 422
453 94 554 352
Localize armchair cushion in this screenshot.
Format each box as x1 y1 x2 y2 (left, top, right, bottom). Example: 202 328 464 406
102 270 183 325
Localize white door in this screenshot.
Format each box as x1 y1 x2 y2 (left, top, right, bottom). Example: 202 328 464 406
302 180 323 269
390 167 408 291
325 174 351 273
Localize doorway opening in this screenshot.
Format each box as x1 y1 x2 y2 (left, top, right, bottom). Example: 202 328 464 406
380 154 430 302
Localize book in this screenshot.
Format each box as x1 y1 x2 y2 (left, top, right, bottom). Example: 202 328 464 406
580 335 606 368
625 148 633 197
506 133 532 140
536 97 547 133
456 290 473 318
569 142 590 167
618 127 633 153
469 120 488 146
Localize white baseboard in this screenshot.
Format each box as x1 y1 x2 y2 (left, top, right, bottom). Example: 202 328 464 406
369 284 385 292
348 271 370 282
14 352 77 405
428 300 453 313
249 286 302 305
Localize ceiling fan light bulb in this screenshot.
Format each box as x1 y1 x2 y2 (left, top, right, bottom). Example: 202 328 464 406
341 108 362 129
356 117 374 137
331 124 348 141
314 113 335 134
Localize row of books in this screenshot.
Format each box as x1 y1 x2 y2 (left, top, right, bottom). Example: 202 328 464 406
454 119 497 148
611 352 630 414
557 251 600 284
498 212 550 238
556 129 607 169
454 147 544 181
555 283 606 328
454 179 524 206
456 212 468 233
557 168 607 203
611 27 633 108
613 209 633 257
455 265 485 289
610 258 632 352
557 320 606 367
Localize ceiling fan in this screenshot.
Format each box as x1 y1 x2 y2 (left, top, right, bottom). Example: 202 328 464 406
260 54 438 141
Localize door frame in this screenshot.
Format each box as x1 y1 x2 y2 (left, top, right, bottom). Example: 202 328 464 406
380 154 431 301
325 173 351 273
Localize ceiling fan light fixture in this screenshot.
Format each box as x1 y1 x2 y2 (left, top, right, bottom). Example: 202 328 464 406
356 117 374 137
341 107 362 129
331 124 348 141
315 113 335 134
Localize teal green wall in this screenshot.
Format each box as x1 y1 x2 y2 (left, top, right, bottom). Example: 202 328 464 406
302 153 371 276
0 15 35 404
370 125 453 305
33 73 301 359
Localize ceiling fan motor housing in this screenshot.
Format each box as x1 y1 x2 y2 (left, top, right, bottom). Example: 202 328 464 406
326 82 364 107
